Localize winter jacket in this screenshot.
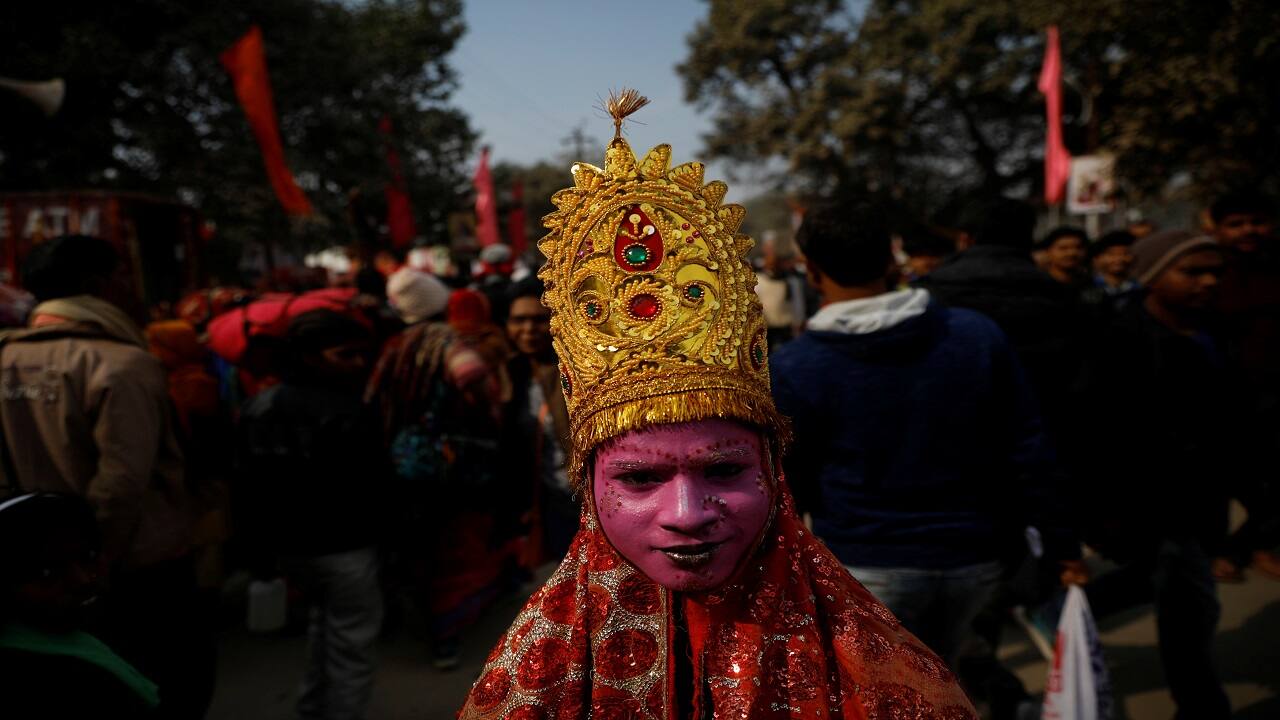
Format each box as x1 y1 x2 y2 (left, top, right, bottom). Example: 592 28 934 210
1067 302 1249 557
0 322 191 569
917 245 1092 441
771 292 1074 569
1217 250 1280 447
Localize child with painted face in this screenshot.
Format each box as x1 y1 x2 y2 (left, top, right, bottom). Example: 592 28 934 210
0 494 159 716
460 94 976 720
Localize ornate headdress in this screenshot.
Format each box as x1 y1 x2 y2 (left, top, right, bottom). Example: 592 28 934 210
538 90 788 481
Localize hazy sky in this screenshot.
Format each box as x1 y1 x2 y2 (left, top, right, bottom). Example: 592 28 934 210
450 0 762 200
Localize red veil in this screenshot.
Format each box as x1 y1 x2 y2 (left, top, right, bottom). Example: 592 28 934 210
459 479 977 719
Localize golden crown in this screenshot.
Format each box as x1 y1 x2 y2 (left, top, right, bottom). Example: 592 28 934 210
538 91 788 483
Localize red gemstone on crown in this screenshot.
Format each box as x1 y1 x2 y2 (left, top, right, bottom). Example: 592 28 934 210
629 294 660 320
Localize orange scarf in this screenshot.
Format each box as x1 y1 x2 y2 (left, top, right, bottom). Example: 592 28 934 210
459 482 976 719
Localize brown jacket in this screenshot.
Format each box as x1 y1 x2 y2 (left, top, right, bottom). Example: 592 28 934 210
0 323 192 568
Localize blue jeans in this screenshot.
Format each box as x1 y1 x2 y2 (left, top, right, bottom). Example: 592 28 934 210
846 561 1002 668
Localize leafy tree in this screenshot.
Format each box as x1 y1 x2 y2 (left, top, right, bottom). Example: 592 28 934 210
0 0 475 263
1077 0 1280 198
679 0 1280 213
678 0 863 196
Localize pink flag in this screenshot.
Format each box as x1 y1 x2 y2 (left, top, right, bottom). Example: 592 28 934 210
379 116 417 248
473 147 501 247
1038 26 1071 206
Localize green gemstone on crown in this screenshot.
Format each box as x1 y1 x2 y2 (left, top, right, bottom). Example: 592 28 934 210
623 244 650 266
585 301 599 318
685 284 705 300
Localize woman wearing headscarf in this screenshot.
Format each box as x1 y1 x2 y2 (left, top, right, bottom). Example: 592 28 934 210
458 93 975 719
368 271 517 670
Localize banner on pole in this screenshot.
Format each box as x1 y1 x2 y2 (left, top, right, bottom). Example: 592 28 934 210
473 147 501 247
1038 26 1072 206
379 116 417 248
220 27 313 217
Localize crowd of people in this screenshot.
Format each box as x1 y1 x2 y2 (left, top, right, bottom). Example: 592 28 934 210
766 190 1279 719
0 235 573 717
0 185 1274 719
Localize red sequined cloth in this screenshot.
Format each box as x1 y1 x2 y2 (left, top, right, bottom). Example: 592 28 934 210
459 484 977 719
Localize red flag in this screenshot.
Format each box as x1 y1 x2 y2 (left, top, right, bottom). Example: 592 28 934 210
473 147 501 247
506 180 527 256
221 27 313 216
1038 26 1071 206
379 116 417 248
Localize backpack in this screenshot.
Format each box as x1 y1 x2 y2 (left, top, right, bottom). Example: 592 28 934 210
386 339 501 506
205 288 362 366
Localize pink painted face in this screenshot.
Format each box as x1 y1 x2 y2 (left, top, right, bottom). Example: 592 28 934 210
592 419 773 592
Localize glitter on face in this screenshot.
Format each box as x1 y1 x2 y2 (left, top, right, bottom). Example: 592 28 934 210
592 419 772 592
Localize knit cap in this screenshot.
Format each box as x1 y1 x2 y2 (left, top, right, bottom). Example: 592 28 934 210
1130 229 1219 286
479 244 512 264
386 267 450 323
446 288 492 335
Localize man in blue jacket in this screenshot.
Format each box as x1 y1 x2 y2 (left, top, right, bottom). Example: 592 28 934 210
770 203 1082 675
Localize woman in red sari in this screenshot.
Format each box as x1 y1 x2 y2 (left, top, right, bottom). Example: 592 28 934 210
459 93 977 719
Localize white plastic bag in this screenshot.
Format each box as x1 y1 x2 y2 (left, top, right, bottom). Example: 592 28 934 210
246 577 288 633
1042 585 1114 720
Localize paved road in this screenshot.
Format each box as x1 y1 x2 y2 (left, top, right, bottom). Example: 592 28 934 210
208 565 1280 720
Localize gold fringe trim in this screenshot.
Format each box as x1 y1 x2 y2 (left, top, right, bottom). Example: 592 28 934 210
568 387 792 491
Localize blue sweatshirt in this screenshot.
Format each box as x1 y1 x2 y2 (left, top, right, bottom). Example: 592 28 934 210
770 295 1068 569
